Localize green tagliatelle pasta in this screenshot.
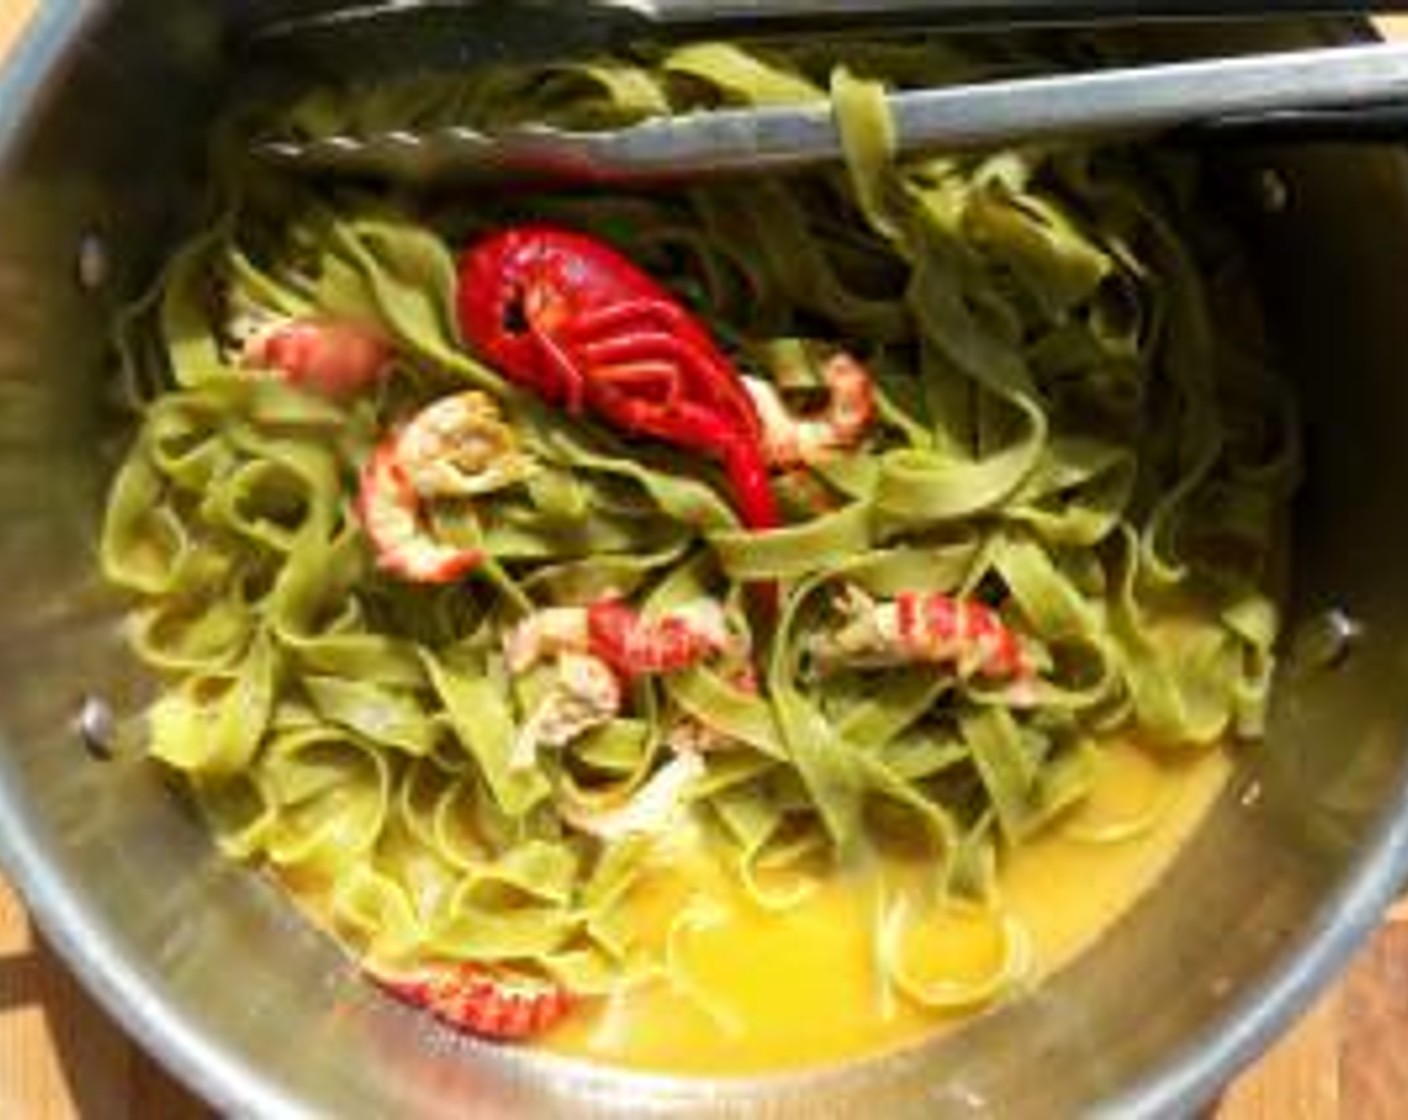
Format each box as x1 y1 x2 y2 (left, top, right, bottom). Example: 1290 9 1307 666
99 38 1298 1015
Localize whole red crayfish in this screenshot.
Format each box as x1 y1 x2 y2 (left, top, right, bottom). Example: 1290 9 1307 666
455 225 779 531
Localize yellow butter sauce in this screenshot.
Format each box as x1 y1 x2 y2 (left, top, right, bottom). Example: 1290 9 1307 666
544 739 1232 1074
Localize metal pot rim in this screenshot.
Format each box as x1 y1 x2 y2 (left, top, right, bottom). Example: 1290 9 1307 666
2 8 1406 1116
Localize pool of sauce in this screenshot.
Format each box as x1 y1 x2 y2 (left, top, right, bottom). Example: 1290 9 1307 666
543 739 1231 1074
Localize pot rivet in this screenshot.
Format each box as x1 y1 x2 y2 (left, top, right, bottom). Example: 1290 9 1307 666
76 695 116 760
76 231 109 292
1254 168 1289 214
1293 607 1363 671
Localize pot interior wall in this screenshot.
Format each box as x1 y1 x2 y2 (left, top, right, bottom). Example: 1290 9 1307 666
0 8 1406 1117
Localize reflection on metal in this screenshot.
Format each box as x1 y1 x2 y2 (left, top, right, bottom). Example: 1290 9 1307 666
1254 167 1291 214
1290 607 1364 673
75 694 115 760
75 230 108 292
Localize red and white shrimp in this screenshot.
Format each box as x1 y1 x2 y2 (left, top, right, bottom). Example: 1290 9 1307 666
356 391 533 583
504 597 732 682
505 596 733 770
370 960 572 1041
510 651 623 772
240 316 395 398
741 352 876 469
812 586 1037 695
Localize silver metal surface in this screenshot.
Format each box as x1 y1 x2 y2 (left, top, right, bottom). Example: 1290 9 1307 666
75 231 109 292
1290 607 1365 672
75 695 117 760
250 0 1401 39
4 7 1408 1119
244 0 1400 82
625 0 1392 16
257 41 1408 185
1254 166 1293 213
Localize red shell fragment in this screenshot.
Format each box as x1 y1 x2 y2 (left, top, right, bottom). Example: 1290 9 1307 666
371 962 573 1041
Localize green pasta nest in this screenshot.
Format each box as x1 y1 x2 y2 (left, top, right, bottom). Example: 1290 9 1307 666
99 39 1298 1006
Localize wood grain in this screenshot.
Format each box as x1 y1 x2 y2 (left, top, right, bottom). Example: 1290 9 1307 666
0 2 30 62
0 880 207 1119
2 7 1408 1118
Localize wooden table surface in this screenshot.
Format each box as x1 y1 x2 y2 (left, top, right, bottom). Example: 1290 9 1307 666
6 7 1408 1117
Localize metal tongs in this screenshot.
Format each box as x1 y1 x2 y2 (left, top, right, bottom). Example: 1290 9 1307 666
247 2 1408 186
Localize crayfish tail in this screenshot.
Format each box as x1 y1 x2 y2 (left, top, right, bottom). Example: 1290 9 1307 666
722 442 781 533
720 442 783 613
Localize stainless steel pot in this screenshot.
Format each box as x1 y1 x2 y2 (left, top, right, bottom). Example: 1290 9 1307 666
3 6 1408 1117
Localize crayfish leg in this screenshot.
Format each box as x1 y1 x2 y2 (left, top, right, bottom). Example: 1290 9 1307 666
584 360 684 407
562 300 757 423
526 325 590 414
556 296 700 346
